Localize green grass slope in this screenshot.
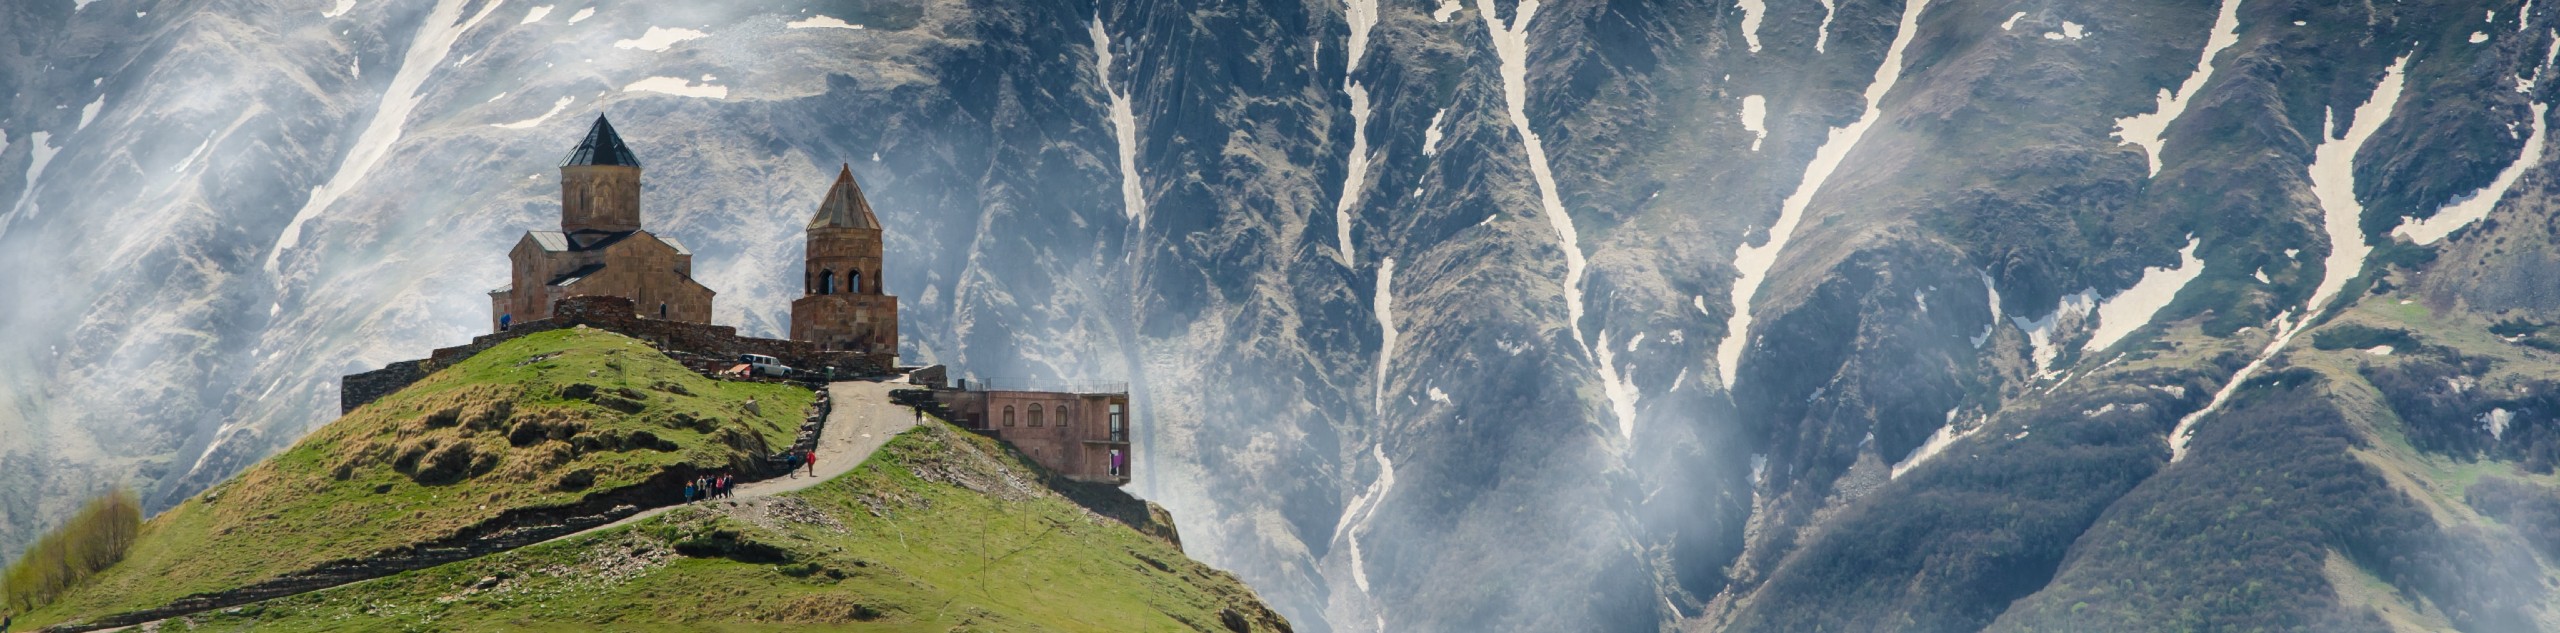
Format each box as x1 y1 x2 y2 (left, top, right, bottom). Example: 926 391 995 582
189 421 1291 632
20 327 814 628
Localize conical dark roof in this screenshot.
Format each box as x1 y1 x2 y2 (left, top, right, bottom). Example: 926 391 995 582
809 164 881 230
560 115 641 167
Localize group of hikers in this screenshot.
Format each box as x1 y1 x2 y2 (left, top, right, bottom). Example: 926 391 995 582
785 448 819 478
683 473 736 503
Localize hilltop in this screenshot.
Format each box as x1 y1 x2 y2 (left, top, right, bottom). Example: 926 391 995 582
14 327 815 629
182 421 1287 632
12 326 1284 631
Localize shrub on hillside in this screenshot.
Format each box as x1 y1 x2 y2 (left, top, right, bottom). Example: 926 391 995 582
2466 476 2560 560
2308 324 2417 351
2 489 141 614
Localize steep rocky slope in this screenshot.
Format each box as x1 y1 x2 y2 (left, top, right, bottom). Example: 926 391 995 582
11 0 2560 630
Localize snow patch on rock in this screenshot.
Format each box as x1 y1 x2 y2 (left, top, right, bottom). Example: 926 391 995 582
2486 408 2515 439
1332 446 1399 594
1345 0 1379 72
1718 0 1934 386
1814 0 1837 53
491 96 574 129
2 131 60 230
787 15 864 30
614 26 707 52
1595 329 1641 440
2114 0 2243 177
2397 101 2548 244
1739 0 1766 53
1423 107 1449 156
1091 16 1147 226
1480 0 1636 438
1972 271 2005 348
2173 58 2409 462
77 95 103 131
1333 83 1377 267
1373 258 1400 419
2016 289 2096 373
622 76 727 99
1740 95 1768 151
2083 237 2204 354
1893 410 1979 479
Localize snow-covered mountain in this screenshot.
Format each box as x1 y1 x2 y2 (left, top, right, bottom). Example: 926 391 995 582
10 0 2560 630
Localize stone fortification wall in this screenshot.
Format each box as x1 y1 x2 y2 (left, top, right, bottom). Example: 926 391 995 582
339 360 430 414
341 296 892 412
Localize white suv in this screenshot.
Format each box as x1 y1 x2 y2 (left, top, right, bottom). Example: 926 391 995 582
738 354 794 377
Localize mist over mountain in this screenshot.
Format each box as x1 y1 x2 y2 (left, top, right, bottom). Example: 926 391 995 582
8 0 2560 630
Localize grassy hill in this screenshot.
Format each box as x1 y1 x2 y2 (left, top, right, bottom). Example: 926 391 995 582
180 421 1290 632
16 327 815 628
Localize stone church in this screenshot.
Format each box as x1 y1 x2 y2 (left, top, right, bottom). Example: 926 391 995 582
489 115 715 330
488 115 899 360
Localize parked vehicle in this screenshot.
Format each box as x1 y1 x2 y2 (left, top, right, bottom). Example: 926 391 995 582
739 354 794 377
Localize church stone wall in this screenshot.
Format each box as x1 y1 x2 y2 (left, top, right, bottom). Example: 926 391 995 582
579 237 713 323
790 293 898 355
346 296 892 413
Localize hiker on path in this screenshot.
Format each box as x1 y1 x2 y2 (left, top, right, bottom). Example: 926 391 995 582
805 450 818 476
683 480 696 503
787 452 803 478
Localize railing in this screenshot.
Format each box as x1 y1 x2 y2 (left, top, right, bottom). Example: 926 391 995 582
971 378 1129 395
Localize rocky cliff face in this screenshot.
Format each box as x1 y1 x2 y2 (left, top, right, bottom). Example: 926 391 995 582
8 0 2560 630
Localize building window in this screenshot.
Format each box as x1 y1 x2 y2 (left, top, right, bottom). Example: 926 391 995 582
820 270 835 295
852 270 864 294
1028 403 1044 427
1003 405 1016 427
1110 403 1126 442
1056 405 1071 429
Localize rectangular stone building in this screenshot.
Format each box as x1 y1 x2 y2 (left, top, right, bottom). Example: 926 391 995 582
925 380 1132 484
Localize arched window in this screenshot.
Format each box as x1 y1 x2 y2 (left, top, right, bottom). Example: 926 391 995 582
819 270 835 295
1003 405 1016 427
1029 404 1044 427
851 270 864 295
1054 404 1070 429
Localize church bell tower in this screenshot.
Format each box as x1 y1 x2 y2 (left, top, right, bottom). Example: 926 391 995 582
790 165 899 357
559 115 642 233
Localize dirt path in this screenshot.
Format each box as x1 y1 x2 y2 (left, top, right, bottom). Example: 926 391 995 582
83 379 919 633
582 379 918 534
